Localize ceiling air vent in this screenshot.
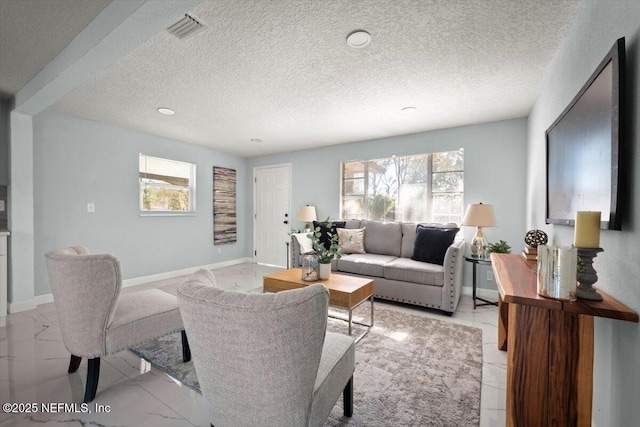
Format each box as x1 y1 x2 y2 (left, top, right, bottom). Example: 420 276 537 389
167 14 205 40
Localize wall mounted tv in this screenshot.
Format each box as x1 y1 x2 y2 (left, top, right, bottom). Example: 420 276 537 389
546 37 625 230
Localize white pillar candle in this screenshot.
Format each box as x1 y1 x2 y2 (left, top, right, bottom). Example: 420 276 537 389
555 246 577 301
574 211 601 248
536 245 549 297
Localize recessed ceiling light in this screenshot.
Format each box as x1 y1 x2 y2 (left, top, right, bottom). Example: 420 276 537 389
251 138 262 143
157 107 175 115
346 30 371 48
401 107 417 113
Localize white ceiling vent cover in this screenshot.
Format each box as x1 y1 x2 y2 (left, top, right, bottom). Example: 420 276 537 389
167 14 205 40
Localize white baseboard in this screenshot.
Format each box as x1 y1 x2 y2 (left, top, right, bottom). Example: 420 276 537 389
8 257 253 314
8 299 37 314
121 257 252 288
35 293 54 306
462 286 499 302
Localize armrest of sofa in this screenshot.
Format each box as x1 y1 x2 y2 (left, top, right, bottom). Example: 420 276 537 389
440 236 465 313
290 235 303 268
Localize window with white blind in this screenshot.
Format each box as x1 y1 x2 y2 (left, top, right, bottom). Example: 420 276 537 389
139 154 196 216
340 149 464 224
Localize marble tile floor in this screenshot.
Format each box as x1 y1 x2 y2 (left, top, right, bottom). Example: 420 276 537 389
0 263 506 426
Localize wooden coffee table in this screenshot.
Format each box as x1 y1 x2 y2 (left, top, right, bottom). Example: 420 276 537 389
263 268 374 342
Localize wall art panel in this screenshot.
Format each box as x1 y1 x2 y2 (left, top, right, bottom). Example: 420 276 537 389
213 166 236 244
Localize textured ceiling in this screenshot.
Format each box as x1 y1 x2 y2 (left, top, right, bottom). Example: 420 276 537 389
51 0 579 157
0 0 111 99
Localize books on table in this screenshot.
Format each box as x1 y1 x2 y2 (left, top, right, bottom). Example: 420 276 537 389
522 245 538 260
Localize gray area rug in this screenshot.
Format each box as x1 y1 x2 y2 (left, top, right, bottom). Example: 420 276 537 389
131 306 482 426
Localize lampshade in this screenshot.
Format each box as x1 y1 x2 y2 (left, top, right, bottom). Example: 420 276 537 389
462 203 497 227
297 205 317 222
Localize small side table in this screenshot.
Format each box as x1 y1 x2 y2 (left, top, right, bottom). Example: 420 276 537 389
464 255 498 309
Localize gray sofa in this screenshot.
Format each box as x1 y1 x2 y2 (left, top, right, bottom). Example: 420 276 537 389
291 219 465 314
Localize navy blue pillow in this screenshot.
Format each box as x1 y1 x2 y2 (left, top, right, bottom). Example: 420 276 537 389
312 221 346 250
411 225 459 265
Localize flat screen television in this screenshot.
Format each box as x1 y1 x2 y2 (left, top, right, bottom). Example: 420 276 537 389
546 37 625 230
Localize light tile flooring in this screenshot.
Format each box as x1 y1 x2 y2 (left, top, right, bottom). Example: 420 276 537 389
0 263 506 426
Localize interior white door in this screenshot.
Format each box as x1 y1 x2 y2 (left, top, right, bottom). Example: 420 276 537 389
254 164 291 267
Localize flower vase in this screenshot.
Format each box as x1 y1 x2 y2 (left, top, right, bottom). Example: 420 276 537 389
301 253 319 281
319 263 331 280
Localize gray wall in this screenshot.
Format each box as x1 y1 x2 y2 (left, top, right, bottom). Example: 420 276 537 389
0 100 8 185
33 111 248 296
0 100 8 228
527 1 640 424
249 118 528 290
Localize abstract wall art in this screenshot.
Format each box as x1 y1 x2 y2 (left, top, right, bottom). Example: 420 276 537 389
213 166 237 244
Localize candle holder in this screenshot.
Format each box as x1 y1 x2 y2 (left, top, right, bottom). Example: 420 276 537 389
536 245 577 302
576 247 604 301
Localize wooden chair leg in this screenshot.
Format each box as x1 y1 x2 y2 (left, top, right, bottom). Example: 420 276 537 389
343 375 353 417
68 355 82 373
84 357 100 403
181 330 191 363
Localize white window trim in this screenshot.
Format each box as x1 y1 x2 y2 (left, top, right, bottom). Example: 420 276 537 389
139 154 196 217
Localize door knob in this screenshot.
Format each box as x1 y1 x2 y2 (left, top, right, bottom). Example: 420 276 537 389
284 220 289 224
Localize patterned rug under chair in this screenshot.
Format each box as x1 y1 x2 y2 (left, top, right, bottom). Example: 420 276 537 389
131 304 482 426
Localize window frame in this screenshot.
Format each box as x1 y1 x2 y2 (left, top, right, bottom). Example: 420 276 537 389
139 154 197 217
430 151 464 224
339 149 464 224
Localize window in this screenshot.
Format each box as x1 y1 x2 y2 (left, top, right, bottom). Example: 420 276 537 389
340 149 464 224
139 154 196 215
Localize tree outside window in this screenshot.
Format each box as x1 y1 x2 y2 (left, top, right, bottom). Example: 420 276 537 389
340 149 463 224
139 154 196 215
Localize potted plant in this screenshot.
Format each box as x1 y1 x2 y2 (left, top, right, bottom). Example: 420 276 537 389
487 240 512 254
308 220 344 280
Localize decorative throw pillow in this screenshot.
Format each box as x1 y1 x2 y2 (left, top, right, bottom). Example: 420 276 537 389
337 228 366 254
411 225 459 265
293 233 314 254
312 220 346 250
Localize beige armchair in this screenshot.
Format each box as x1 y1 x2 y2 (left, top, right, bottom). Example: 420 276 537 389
178 269 356 427
45 246 191 402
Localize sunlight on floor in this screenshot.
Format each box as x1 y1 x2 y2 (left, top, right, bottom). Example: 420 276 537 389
0 262 505 427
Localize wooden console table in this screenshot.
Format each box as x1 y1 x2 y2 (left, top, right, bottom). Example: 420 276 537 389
491 254 638 427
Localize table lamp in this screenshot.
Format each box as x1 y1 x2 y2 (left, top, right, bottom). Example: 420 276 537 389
462 203 497 258
297 205 317 233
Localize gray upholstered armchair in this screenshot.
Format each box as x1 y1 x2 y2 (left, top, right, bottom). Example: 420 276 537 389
45 246 191 402
178 269 356 427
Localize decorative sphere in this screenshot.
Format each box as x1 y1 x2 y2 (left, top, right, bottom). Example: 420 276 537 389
524 229 548 247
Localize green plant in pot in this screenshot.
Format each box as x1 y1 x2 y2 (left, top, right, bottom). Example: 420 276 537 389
487 240 512 254
308 220 344 280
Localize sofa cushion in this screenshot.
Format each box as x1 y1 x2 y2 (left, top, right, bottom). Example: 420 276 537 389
401 223 418 258
384 258 445 286
337 228 366 254
313 221 346 250
360 220 402 257
411 225 459 265
344 219 361 229
337 253 397 278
